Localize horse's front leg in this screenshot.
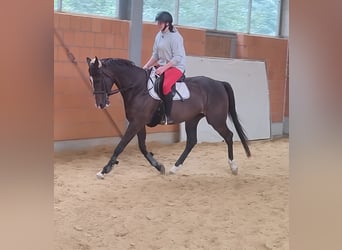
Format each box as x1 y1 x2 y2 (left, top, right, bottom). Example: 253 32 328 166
137 127 165 175
96 123 142 179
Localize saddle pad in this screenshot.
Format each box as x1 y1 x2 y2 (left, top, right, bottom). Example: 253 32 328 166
147 68 190 101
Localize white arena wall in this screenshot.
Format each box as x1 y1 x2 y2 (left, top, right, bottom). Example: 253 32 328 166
180 56 271 143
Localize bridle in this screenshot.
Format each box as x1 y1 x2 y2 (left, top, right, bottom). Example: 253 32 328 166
91 69 122 96
90 61 143 100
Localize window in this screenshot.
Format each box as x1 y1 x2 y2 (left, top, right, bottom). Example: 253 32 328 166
143 0 176 22
250 0 280 36
54 0 282 37
54 0 117 18
217 0 249 33
178 0 216 29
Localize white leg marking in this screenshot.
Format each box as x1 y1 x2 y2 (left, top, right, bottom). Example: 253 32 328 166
89 76 94 87
228 160 238 175
96 171 105 179
169 164 183 174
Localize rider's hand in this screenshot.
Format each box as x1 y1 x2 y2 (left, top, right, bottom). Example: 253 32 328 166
156 65 166 75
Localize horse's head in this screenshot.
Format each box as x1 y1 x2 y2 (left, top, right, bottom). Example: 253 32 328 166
86 56 113 109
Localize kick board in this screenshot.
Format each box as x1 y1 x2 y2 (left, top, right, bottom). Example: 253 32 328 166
180 56 271 142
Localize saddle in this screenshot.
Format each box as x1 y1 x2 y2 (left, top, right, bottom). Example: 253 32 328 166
146 67 190 101
145 67 190 127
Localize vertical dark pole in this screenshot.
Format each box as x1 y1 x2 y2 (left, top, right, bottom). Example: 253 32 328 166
128 0 143 66
230 36 237 58
247 0 252 33
118 0 131 20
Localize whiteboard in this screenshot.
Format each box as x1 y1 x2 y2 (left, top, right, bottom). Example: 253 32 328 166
180 56 271 142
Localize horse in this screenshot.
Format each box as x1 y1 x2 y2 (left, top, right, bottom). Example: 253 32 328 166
86 56 251 179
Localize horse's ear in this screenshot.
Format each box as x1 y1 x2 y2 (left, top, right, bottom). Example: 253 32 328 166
86 56 102 68
95 56 102 68
86 57 91 66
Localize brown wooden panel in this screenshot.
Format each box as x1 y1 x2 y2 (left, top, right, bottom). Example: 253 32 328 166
79 16 92 32
54 104 126 140
236 33 288 123
146 125 178 133
94 33 106 48
104 34 115 49
205 36 231 58
91 18 102 33
54 13 59 27
58 14 70 29
111 20 121 35
178 27 206 56
101 19 112 33
69 15 81 31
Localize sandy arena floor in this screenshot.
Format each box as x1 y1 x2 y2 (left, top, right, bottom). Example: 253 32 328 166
54 137 288 250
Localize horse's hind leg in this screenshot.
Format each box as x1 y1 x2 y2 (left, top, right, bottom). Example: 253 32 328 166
207 119 238 175
137 127 165 175
169 115 203 174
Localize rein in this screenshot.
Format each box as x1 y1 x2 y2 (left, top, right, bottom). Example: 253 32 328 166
106 85 134 96
94 69 133 96
93 88 121 96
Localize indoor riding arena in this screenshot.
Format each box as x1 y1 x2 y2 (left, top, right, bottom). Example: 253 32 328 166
54 1 289 249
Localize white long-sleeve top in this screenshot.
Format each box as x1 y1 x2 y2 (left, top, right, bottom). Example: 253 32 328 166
151 28 186 72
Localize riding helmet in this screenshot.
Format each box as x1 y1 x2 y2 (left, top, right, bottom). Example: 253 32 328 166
155 11 173 23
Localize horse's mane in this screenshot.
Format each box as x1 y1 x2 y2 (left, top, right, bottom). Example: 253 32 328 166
102 58 137 69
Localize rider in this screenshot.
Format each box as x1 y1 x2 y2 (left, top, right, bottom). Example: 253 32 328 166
143 11 186 125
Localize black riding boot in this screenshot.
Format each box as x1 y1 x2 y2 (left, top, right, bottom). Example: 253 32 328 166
163 92 174 125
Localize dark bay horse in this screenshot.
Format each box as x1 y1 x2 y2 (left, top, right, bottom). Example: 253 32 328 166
86 56 251 179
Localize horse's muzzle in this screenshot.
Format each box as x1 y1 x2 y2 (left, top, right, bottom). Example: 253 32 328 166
96 98 110 109
97 103 110 109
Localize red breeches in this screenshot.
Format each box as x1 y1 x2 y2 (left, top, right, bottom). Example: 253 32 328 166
162 67 183 95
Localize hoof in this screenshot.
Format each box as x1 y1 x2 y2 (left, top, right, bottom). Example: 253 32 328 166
169 165 182 175
96 171 105 179
229 160 238 175
159 165 166 175
231 168 238 175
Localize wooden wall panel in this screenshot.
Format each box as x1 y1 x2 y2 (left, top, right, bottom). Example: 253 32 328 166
54 13 129 141
205 35 232 58
236 34 288 123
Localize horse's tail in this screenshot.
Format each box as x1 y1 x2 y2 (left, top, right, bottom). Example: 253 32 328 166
222 81 251 157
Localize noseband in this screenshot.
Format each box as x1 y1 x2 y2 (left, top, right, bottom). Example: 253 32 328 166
92 70 121 96
91 66 135 99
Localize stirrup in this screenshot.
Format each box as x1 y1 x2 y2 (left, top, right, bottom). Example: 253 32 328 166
160 115 174 125
165 116 174 125
160 115 167 125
